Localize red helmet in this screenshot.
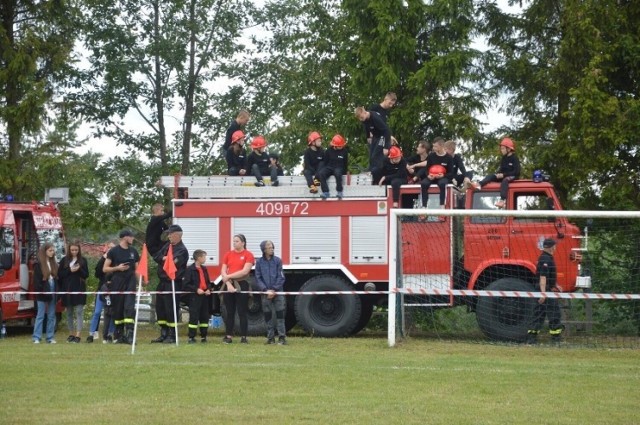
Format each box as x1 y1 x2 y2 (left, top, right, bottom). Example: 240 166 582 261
231 130 245 144
307 131 322 145
500 137 515 151
388 146 402 159
428 165 447 176
251 135 267 149
330 134 346 148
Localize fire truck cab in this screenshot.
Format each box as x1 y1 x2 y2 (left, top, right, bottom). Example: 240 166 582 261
162 174 587 341
0 202 66 327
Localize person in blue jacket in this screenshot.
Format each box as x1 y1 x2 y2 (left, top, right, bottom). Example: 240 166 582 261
255 240 287 345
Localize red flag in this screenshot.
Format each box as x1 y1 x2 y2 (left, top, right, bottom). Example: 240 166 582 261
136 243 149 283
163 243 177 280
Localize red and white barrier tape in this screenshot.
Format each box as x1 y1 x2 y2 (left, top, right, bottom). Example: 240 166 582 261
8 289 640 300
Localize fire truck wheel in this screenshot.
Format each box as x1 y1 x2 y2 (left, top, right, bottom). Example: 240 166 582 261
476 278 536 343
295 276 361 337
349 296 375 335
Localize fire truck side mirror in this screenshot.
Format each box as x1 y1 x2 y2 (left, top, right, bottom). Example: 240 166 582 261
0 252 13 270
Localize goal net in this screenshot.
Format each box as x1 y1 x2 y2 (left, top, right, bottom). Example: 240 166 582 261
388 207 640 348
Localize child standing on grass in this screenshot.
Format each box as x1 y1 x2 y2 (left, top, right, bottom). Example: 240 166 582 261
87 242 116 343
317 134 349 200
98 275 115 343
183 250 213 344
471 137 521 209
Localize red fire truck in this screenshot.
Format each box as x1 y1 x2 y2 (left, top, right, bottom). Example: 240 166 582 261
161 174 588 341
0 201 66 327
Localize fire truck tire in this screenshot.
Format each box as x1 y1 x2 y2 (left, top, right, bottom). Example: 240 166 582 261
349 296 374 335
295 276 361 337
285 299 297 331
476 278 536 342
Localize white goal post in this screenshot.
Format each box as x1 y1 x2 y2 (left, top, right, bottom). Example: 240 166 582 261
388 208 640 347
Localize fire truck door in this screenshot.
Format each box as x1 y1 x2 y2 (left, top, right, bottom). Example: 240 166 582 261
465 191 509 273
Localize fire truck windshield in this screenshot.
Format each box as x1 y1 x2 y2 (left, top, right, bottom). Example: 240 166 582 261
36 229 65 261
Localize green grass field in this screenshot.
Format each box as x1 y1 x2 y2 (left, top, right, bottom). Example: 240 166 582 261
1 325 639 425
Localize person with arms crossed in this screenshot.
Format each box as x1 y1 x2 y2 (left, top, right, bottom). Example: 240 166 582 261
220 234 255 344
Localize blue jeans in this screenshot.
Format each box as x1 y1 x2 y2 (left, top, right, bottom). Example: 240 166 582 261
33 298 56 342
89 294 115 335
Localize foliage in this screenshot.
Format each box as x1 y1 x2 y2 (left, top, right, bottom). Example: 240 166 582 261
478 0 640 210
71 0 256 185
246 0 487 173
0 0 78 196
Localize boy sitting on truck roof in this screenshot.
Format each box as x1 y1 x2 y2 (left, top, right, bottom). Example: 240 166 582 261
471 137 521 209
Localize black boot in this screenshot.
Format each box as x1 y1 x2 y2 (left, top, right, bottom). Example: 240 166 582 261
200 329 208 343
163 327 176 344
114 325 126 344
151 326 168 343
125 326 134 345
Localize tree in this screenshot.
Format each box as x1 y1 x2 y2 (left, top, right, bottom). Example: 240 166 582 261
0 0 77 196
479 0 640 210
72 0 256 184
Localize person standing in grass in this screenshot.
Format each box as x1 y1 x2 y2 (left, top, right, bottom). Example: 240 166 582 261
32 243 59 344
87 241 116 343
152 224 189 344
220 234 255 344
103 229 140 344
58 241 89 344
528 238 564 344
255 240 287 345
183 250 213 344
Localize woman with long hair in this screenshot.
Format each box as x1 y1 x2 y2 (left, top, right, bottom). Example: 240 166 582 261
220 234 255 344
32 243 59 344
58 241 89 343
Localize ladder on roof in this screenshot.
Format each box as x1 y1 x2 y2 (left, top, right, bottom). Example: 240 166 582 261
159 174 386 199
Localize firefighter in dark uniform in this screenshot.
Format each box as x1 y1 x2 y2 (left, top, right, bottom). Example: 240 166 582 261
145 203 171 257
103 229 140 344
152 224 189 344
528 238 564 344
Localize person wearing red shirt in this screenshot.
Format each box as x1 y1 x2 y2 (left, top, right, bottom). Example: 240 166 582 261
220 234 255 344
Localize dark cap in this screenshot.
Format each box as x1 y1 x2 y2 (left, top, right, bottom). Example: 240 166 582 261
167 224 183 233
542 238 556 248
269 152 280 160
119 229 134 238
